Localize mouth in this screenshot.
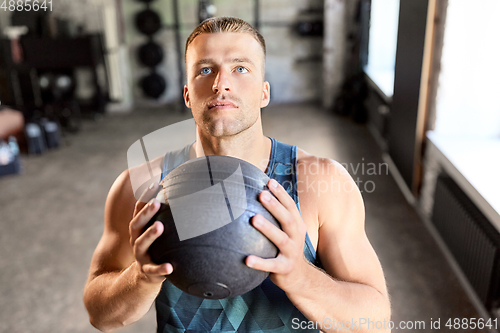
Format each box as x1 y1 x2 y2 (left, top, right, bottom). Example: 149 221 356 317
208 100 238 110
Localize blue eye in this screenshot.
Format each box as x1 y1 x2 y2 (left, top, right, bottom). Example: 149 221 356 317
236 66 248 73
201 67 212 75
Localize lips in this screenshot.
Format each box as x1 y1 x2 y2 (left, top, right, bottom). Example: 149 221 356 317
208 100 238 110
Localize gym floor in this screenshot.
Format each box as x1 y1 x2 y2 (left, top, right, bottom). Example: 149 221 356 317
0 102 488 332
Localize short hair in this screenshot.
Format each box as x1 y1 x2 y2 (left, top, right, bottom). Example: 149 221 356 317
185 17 266 57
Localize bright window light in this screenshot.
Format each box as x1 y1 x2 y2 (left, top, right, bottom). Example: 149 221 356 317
434 0 500 138
364 0 400 98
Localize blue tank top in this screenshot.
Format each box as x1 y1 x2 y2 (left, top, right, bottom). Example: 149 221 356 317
156 137 319 332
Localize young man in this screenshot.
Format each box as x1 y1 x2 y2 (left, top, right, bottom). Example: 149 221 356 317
84 17 391 332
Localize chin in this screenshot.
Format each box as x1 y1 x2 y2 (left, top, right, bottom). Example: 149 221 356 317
201 110 259 138
204 119 247 138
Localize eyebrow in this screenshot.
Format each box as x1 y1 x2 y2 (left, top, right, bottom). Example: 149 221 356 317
230 57 256 66
193 57 256 68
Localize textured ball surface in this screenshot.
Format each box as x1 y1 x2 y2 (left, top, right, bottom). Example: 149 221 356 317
145 155 280 299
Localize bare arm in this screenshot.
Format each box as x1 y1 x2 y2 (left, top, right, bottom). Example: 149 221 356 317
247 158 391 333
83 170 172 332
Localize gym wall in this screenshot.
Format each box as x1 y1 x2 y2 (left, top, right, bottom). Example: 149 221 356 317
122 0 328 106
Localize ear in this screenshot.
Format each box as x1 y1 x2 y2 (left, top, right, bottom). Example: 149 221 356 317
260 81 271 108
183 85 191 108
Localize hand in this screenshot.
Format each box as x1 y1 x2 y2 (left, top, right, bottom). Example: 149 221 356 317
129 182 173 284
246 178 309 292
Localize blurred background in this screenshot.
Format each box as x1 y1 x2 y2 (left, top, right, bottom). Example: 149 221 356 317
0 0 499 332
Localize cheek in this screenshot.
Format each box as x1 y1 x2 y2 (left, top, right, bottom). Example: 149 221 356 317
237 79 263 101
251 85 266 106
190 81 213 100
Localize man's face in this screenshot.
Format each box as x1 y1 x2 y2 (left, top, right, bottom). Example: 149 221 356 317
184 32 270 138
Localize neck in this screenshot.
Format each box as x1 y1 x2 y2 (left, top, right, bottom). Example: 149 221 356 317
192 121 272 173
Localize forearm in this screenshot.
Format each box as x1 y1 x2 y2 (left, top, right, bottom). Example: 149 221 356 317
286 263 391 333
84 261 163 332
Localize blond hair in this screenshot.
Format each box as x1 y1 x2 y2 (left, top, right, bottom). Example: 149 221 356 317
185 17 266 57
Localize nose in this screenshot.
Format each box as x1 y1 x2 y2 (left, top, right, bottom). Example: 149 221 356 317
212 69 231 93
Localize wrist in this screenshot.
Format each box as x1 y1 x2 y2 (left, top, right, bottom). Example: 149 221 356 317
280 256 313 294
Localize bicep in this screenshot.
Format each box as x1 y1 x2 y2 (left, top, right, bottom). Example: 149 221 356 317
87 170 137 280
316 166 388 297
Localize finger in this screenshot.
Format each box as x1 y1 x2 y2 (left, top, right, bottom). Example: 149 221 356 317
260 189 302 239
267 179 301 220
246 254 282 274
129 199 161 244
134 221 164 258
260 190 290 223
252 214 291 253
134 181 160 216
142 262 174 276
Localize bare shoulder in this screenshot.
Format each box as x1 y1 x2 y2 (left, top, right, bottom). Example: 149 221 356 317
295 150 387 296
88 155 164 279
104 154 164 236
296 148 364 230
293 148 365 254
105 155 164 225
296 148 350 179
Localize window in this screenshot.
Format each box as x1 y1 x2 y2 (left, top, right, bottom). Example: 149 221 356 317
364 0 400 98
427 0 500 224
433 0 500 138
